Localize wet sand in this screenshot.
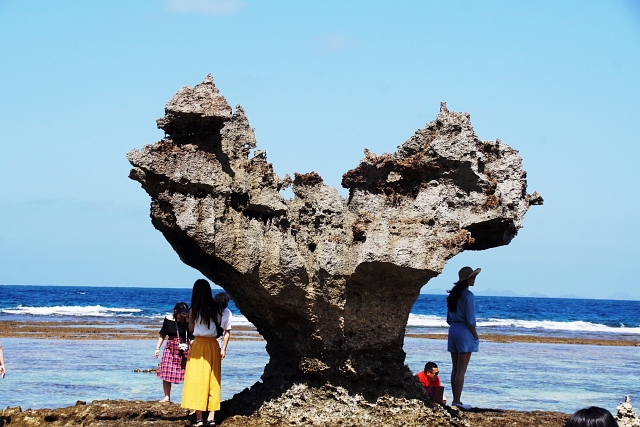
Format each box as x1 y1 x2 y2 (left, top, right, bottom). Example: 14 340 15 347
0 321 263 341
1 320 638 346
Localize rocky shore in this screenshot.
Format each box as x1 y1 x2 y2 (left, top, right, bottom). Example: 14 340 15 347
1 320 638 347
2 320 637 426
2 396 638 427
0 398 561 427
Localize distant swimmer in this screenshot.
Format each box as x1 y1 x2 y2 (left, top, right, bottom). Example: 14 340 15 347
447 266 481 409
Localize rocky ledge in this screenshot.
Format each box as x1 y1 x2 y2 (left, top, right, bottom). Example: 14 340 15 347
2 396 638 427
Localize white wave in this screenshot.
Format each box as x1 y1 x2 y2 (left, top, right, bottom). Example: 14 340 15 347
478 318 640 334
230 314 253 327
407 314 640 334
407 314 449 327
1 305 142 317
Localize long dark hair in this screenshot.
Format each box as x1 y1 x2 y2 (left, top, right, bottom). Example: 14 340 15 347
190 279 219 328
565 407 618 427
447 281 469 312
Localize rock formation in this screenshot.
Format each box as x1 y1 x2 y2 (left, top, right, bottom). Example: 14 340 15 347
617 396 640 427
127 75 542 424
1 399 578 427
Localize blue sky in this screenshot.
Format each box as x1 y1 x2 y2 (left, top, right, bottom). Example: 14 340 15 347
1 0 639 299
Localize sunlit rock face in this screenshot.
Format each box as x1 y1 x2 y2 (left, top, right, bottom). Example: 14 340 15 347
127 75 541 417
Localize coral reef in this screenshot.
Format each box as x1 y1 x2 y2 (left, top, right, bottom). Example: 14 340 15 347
4 397 637 427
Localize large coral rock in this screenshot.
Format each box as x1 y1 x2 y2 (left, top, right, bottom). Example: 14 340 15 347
127 76 541 423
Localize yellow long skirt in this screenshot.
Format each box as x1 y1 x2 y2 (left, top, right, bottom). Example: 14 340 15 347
181 336 221 411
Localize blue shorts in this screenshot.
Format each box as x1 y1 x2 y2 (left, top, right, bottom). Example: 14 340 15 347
448 323 479 353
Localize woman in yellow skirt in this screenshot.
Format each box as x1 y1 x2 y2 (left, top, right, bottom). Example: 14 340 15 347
182 279 231 427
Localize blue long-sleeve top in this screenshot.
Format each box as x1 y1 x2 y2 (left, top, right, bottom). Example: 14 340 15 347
446 288 476 328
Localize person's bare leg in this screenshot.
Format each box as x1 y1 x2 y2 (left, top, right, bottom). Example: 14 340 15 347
450 352 459 402
451 352 472 404
207 410 215 425
161 380 171 402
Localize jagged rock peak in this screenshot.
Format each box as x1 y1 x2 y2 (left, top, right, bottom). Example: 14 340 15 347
156 75 233 136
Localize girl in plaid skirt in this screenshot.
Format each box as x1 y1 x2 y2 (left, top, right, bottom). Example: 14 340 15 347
154 302 194 402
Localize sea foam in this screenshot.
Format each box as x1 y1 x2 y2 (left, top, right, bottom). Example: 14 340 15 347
407 314 640 334
1 305 142 317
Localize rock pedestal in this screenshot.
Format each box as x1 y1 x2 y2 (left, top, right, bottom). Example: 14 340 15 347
127 76 542 424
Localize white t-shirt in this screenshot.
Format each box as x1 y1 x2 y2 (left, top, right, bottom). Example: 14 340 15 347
193 308 232 338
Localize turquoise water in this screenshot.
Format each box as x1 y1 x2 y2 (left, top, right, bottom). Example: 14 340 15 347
1 336 638 414
404 338 640 414
1 285 638 413
0 338 267 410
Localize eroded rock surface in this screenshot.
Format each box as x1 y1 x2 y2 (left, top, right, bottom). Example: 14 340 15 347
0 400 191 427
617 396 640 427
127 75 542 424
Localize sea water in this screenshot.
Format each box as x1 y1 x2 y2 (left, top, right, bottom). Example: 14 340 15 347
1 285 639 413
0 338 267 410
2 285 640 338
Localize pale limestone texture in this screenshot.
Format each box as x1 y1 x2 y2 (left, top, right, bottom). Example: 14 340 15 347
127 75 542 424
617 396 640 427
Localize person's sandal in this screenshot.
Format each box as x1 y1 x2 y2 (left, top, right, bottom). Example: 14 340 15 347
205 421 216 427
192 419 204 427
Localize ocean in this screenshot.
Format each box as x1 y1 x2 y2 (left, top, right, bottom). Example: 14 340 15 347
1 285 639 414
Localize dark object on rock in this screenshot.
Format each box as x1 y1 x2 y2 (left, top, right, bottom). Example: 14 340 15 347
127 76 542 425
133 368 158 373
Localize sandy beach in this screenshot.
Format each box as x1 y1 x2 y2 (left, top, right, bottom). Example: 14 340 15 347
0 320 263 341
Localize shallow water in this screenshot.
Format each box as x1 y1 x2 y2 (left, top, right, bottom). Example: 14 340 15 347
1 337 638 414
0 338 267 409
404 337 640 414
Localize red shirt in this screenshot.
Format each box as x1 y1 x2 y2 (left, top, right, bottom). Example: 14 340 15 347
417 371 443 388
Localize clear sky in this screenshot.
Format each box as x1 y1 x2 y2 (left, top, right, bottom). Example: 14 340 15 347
1 0 639 299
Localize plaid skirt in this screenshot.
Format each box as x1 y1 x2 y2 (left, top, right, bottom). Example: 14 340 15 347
157 337 189 384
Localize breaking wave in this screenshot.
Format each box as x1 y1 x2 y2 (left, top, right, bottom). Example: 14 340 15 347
407 314 640 334
1 305 142 317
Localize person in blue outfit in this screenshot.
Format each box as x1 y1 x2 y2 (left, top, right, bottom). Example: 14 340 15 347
446 266 481 409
